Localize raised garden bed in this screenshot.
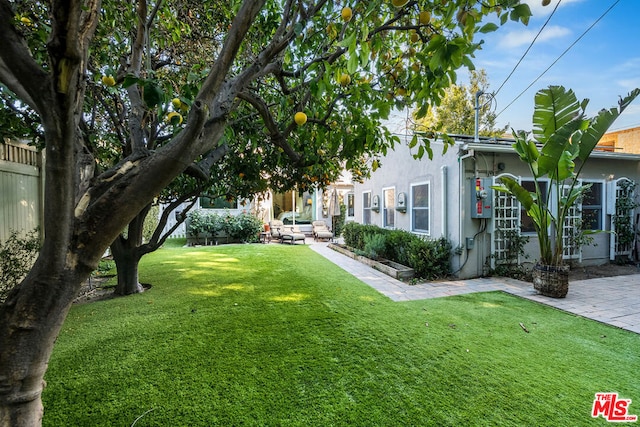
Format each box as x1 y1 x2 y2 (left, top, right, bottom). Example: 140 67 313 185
328 243 415 281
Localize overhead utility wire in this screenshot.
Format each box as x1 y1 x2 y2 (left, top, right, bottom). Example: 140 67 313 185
496 0 620 120
493 0 562 98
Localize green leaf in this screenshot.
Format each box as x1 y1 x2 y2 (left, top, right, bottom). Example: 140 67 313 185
479 23 499 34
142 80 164 108
338 32 356 48
576 88 640 161
347 54 358 74
409 135 418 149
532 86 582 145
122 74 139 88
425 144 433 160
494 176 534 212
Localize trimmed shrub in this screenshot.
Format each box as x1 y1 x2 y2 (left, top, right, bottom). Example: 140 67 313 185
341 223 452 281
187 210 262 244
406 237 452 280
0 229 41 303
362 233 386 260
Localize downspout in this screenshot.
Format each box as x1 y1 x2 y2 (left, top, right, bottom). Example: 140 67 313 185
458 147 475 275
441 165 448 237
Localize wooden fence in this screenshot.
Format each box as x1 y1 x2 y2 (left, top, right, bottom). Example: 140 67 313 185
0 140 44 243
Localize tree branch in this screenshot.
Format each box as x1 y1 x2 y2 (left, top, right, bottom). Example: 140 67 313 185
237 91 302 164
0 0 51 114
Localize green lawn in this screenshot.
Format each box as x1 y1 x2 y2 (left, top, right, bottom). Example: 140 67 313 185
43 241 640 426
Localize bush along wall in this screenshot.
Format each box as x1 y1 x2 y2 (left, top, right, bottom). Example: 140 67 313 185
186 210 263 245
342 222 452 280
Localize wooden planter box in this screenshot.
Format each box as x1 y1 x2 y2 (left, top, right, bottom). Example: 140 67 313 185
328 243 415 281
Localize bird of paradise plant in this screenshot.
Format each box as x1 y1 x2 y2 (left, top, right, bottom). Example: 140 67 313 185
493 85 639 295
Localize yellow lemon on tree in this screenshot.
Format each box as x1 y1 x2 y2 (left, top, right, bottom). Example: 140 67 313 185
166 112 183 124
101 75 116 86
341 7 353 22
340 74 351 86
409 30 420 43
20 16 32 26
294 111 307 126
391 0 408 8
419 11 431 25
171 98 182 109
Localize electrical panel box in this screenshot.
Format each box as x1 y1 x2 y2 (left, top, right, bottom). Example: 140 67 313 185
470 177 493 218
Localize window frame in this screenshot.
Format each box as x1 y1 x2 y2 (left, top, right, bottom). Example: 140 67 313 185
362 191 372 225
346 193 355 218
519 179 549 235
580 180 604 231
382 187 395 229
199 195 239 210
410 181 430 234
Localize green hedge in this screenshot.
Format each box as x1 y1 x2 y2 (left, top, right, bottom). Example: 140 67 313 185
342 222 452 280
186 210 263 244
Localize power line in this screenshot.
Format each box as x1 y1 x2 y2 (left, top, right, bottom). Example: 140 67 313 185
493 0 562 98
496 0 621 120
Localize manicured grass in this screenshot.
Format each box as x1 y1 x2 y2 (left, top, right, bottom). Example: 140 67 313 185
43 242 640 426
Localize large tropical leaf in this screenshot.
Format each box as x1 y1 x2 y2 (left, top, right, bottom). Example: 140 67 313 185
536 117 581 178
493 176 533 211
532 86 581 145
511 130 540 176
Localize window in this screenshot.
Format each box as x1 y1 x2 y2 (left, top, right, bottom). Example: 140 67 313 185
200 195 237 209
411 182 429 233
581 182 603 230
520 180 548 233
347 193 355 217
383 187 395 228
362 191 371 225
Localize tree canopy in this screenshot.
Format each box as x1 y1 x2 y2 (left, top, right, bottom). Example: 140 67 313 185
0 0 531 424
413 69 508 138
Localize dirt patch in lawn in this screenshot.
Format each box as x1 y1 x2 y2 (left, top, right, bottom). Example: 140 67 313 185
569 262 640 281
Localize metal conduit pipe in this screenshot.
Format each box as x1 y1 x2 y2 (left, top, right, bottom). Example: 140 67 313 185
441 165 448 237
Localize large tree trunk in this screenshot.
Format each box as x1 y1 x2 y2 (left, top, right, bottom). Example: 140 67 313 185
0 259 93 426
112 240 145 295
111 206 150 295
0 1 267 424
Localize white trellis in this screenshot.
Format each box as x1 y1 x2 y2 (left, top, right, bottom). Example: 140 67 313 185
561 182 582 261
608 177 637 260
491 174 521 268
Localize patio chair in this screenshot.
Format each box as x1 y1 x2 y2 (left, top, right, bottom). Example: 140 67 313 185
312 220 333 242
280 225 306 244
269 219 284 242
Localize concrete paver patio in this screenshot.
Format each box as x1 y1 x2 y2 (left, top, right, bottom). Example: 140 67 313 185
310 242 640 334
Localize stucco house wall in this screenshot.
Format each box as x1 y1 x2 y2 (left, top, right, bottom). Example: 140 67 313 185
352 134 640 279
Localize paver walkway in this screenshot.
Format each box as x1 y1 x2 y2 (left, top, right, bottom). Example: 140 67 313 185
310 242 640 334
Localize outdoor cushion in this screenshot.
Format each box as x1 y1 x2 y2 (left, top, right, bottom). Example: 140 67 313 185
280 225 305 244
269 220 285 241
312 220 333 241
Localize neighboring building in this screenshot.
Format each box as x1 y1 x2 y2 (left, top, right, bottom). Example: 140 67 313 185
599 126 640 153
352 134 640 279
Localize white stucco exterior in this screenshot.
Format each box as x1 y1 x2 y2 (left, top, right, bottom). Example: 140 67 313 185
352 134 640 279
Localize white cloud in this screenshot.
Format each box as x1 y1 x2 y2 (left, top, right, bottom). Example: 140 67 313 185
499 25 570 49
617 78 640 91
525 0 585 20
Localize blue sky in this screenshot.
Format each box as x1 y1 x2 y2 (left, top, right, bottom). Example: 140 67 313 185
473 0 640 133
